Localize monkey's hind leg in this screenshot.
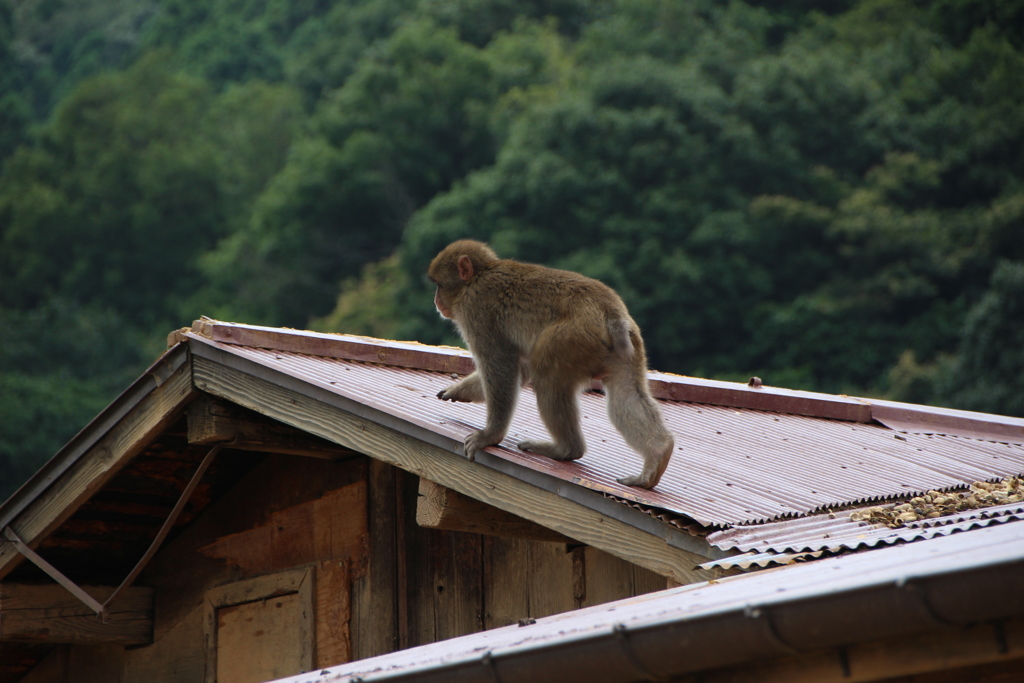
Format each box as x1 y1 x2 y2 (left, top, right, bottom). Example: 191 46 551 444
603 369 674 489
517 375 587 462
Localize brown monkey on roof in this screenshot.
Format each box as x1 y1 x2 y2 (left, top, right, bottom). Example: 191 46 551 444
428 240 674 489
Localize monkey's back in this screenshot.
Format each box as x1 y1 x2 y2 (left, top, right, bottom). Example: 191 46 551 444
486 259 624 314
462 259 639 365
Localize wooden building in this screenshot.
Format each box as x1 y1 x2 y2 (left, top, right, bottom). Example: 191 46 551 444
0 321 710 683
2 319 1023 683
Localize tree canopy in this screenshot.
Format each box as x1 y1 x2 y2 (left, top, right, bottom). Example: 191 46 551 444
1 0 1022 500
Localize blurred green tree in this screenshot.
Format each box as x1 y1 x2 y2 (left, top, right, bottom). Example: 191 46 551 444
0 54 223 327
940 261 1024 417
202 19 504 325
0 300 156 501
0 1 31 166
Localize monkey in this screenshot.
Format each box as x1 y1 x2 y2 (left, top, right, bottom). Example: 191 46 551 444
427 239 674 489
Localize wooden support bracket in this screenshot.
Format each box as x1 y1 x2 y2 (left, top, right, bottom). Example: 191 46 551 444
417 478 574 544
187 393 356 460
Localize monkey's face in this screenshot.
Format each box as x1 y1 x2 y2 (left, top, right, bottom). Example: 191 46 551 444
429 241 493 321
434 286 454 320
428 249 471 321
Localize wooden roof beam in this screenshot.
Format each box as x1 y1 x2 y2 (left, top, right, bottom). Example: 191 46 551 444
175 317 474 375
0 354 197 582
182 319 1024 437
0 584 153 646
180 318 873 422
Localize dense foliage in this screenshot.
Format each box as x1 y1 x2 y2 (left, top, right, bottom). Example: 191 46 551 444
1 0 1022 499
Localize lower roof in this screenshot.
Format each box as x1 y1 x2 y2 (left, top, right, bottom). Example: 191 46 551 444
703 496 1024 569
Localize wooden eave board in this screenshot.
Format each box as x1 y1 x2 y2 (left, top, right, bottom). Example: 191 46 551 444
0 345 191 532
5 424 267 586
0 346 198 581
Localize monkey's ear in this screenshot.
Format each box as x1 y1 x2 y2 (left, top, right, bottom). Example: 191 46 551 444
457 255 474 281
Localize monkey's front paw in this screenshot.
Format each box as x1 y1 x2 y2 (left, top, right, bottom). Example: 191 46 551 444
464 430 500 462
517 439 584 461
437 385 473 402
616 474 654 489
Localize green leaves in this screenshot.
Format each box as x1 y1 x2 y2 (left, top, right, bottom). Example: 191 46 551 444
0 55 222 326
3 0 1024 500
942 261 1024 416
0 300 156 499
202 17 576 325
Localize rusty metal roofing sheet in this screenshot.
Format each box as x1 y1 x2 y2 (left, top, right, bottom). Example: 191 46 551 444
871 399 1024 444
268 521 1024 683
698 550 827 571
195 338 1024 527
704 500 1024 566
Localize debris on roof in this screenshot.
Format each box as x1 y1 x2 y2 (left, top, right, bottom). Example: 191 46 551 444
850 476 1024 527
700 496 1024 571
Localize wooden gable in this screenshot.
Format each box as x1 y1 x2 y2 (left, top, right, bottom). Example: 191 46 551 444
4 388 684 683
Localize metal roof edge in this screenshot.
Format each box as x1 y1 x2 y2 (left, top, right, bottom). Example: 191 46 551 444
647 371 873 423
697 549 828 571
271 522 1024 683
185 335 730 562
0 343 190 529
868 398 1024 444
187 317 475 374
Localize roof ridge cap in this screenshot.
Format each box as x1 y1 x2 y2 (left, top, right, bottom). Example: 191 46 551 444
186 317 474 375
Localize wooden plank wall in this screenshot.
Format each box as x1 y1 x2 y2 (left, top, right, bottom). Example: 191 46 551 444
17 456 669 683
351 459 399 660
398 471 669 648
19 453 370 683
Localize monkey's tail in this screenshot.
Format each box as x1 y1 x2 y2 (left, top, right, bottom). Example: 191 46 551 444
608 319 634 361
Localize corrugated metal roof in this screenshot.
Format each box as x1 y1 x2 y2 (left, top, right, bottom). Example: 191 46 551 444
268 520 1024 683
698 549 828 571
709 500 1024 552
699 500 1024 570
194 330 1024 527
